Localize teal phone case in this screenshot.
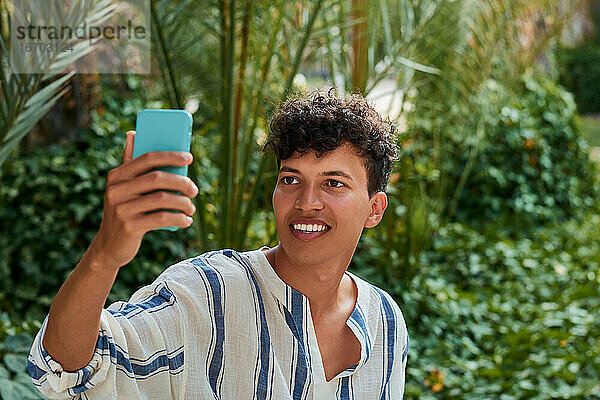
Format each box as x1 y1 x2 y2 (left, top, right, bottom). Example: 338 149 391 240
133 109 193 231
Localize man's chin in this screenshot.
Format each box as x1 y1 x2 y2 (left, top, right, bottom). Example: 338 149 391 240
279 238 328 261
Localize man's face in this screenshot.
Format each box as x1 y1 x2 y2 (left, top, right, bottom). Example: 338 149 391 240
272 142 387 267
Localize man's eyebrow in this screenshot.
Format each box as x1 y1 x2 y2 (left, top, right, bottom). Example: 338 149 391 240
278 166 301 174
278 166 354 181
321 170 354 181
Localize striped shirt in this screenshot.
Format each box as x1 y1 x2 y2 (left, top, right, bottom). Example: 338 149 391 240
28 248 409 399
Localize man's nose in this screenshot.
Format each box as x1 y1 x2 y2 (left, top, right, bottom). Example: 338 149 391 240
295 184 323 211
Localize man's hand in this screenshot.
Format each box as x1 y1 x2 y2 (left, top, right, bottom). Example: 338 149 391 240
89 131 199 271
43 130 199 371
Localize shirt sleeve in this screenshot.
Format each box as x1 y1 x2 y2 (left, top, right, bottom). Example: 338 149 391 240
28 279 188 400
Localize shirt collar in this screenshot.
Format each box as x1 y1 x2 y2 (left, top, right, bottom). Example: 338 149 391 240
246 247 377 373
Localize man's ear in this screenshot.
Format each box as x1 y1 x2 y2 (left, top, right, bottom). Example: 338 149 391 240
364 192 388 228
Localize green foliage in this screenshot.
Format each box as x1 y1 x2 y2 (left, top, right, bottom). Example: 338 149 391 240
582 116 600 147
395 0 584 235
0 315 43 400
0 77 201 320
406 73 596 228
0 132 114 319
0 0 115 170
557 0 600 114
353 212 600 399
0 2 596 398
456 73 595 223
558 43 600 113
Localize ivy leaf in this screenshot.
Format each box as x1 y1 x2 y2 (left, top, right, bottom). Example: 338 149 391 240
0 377 41 400
4 354 26 374
5 334 32 354
15 374 43 399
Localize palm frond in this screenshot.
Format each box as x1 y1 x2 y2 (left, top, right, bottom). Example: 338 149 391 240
0 72 73 163
0 0 115 170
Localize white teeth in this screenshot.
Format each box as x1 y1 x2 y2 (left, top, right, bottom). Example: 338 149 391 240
292 223 328 232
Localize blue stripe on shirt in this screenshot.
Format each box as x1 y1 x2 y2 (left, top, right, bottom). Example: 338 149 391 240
224 249 273 400
107 285 176 319
68 332 184 394
374 288 396 400
99 335 184 376
339 376 351 400
348 304 372 363
27 359 46 381
191 256 226 399
30 286 184 393
280 290 309 400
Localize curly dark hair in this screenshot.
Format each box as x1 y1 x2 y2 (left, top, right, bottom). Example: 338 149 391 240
263 90 398 198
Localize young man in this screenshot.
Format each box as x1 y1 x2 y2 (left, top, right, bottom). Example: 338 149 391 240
28 92 409 399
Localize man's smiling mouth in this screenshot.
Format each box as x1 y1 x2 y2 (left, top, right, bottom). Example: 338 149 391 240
289 223 331 240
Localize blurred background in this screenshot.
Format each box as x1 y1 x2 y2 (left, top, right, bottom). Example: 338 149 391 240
1 0 599 398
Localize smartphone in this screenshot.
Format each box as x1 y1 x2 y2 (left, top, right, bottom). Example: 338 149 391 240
133 109 193 231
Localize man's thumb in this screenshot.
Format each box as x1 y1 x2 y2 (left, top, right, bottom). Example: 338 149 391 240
122 131 136 164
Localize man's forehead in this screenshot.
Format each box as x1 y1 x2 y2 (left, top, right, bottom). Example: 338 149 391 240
278 144 367 181
284 142 360 162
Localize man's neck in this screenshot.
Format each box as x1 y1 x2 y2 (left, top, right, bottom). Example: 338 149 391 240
263 244 356 320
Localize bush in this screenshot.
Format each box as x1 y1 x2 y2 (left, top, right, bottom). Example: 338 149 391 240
0 77 213 399
352 213 600 399
459 73 595 224
405 73 596 228
0 130 116 319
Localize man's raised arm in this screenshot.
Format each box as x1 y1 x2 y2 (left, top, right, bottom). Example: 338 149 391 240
42 130 198 371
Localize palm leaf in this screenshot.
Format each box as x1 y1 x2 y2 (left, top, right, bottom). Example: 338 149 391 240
0 0 115 170
0 73 72 163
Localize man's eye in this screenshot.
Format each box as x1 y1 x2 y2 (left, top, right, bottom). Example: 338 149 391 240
327 179 344 188
281 176 298 185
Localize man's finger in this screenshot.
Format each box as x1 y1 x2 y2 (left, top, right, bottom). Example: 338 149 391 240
133 212 194 234
122 131 136 164
112 169 199 199
114 191 196 219
116 151 193 181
